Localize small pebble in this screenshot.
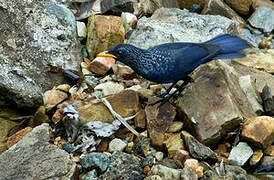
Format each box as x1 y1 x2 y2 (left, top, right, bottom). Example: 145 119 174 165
108 138 127 152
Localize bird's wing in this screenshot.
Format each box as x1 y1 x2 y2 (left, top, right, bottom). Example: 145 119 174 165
148 42 194 51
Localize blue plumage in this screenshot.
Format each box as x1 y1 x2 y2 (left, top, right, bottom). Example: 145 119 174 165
106 34 249 83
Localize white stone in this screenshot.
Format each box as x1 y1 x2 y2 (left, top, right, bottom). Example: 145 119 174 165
108 138 127 152
76 21 87 39
121 12 137 33
94 82 124 96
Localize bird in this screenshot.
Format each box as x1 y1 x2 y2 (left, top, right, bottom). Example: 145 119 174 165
97 34 249 103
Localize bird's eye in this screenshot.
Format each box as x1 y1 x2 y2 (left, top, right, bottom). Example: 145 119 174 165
118 50 122 54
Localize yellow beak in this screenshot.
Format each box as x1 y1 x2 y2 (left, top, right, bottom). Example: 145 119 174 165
96 51 117 58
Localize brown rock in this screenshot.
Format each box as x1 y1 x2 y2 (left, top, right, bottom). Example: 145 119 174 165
56 84 70 92
6 127 32 149
233 49 274 74
88 56 116 75
143 165 151 176
86 15 125 58
242 116 274 149
78 90 140 124
164 133 184 157
112 64 137 80
265 145 274 156
175 61 263 145
94 81 125 96
52 109 63 124
202 0 245 24
177 0 205 9
145 103 176 149
167 121 183 133
134 109 146 128
173 149 189 164
28 106 50 127
43 89 68 110
250 149 263 165
226 0 252 15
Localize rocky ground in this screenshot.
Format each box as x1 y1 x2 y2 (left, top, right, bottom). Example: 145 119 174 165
0 0 274 179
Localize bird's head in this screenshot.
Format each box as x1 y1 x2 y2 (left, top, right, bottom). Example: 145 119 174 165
96 44 141 64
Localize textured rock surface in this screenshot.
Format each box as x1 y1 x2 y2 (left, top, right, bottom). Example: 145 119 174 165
127 8 239 49
228 142 253 166
86 15 125 58
0 0 81 109
99 151 144 179
0 123 76 179
226 0 252 15
241 116 274 149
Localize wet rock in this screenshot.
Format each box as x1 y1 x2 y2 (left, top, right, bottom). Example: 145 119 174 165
201 0 245 24
265 145 274 156
134 109 146 128
94 81 125 96
233 49 274 74
167 121 183 133
250 150 263 166
108 138 127 152
121 12 137 33
184 159 204 178
228 142 253 166
88 57 116 76
76 21 87 40
175 61 263 145
112 64 137 80
6 127 32 149
181 131 217 160
149 164 181 180
99 151 144 179
261 84 274 116
128 8 239 49
177 0 204 9
0 117 18 153
248 6 274 33
28 106 50 127
86 15 125 58
133 137 150 157
181 167 198 180
82 170 98 180
146 103 176 149
82 152 110 173
43 89 68 110
0 0 81 109
0 123 76 179
164 133 184 157
241 116 274 149
78 90 140 124
226 0 252 15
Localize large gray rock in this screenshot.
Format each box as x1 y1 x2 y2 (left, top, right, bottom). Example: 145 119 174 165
175 60 263 145
0 0 81 109
127 8 239 49
0 123 77 179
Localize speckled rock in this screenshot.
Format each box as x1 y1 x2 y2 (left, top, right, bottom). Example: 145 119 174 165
0 123 76 179
86 15 125 59
82 152 110 173
0 0 81 109
99 151 144 179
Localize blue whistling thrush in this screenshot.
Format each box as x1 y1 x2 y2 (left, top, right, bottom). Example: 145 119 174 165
97 34 249 84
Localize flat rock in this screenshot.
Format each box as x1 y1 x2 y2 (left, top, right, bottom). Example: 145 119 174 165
226 0 252 15
78 90 140 124
149 164 181 180
248 5 274 33
241 116 274 149
228 142 253 166
175 61 263 145
201 0 245 24
99 151 144 179
0 0 81 109
89 57 116 76
94 81 125 96
233 49 274 74
127 8 239 49
0 123 76 179
86 15 125 58
164 133 184 157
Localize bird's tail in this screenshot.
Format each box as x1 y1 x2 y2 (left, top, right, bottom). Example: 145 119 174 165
205 34 249 59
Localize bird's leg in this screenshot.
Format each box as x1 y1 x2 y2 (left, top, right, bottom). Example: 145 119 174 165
159 76 193 105
159 81 178 98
